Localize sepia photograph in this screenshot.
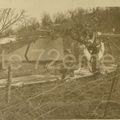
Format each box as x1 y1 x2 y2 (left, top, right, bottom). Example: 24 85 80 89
0 0 120 119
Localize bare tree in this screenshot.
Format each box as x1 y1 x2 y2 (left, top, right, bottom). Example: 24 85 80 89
0 8 25 70
0 8 25 34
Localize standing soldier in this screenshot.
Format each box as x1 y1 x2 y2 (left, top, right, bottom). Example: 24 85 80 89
83 32 105 73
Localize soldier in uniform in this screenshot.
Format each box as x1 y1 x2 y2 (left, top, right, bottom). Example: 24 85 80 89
83 32 105 72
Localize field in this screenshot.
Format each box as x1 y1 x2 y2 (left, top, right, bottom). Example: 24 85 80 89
0 62 120 120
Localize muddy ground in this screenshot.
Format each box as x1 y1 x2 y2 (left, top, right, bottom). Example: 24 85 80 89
0 72 120 119
0 63 120 119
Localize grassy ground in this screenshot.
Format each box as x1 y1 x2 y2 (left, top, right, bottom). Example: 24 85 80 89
0 70 120 120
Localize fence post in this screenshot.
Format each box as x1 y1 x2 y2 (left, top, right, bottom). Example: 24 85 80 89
6 64 12 103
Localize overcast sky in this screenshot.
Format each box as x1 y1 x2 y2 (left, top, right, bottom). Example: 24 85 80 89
0 0 120 20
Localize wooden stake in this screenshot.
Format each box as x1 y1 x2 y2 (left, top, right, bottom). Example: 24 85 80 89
6 64 12 103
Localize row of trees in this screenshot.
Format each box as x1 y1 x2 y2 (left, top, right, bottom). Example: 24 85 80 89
39 7 120 42
0 7 120 43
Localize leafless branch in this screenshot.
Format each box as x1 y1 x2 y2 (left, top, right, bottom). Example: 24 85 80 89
0 8 25 34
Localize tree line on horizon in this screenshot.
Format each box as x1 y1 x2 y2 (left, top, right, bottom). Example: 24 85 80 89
0 7 120 44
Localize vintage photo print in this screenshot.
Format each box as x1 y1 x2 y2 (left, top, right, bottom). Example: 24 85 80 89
0 0 119 119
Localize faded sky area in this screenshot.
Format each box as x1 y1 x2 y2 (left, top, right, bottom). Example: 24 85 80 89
0 0 120 19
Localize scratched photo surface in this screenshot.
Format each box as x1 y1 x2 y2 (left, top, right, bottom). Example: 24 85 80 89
0 0 120 119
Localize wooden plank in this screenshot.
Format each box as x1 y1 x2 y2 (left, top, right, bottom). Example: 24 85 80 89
0 65 117 88
0 75 60 88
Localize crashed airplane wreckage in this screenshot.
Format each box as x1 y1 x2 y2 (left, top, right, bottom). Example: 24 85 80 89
0 32 118 87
